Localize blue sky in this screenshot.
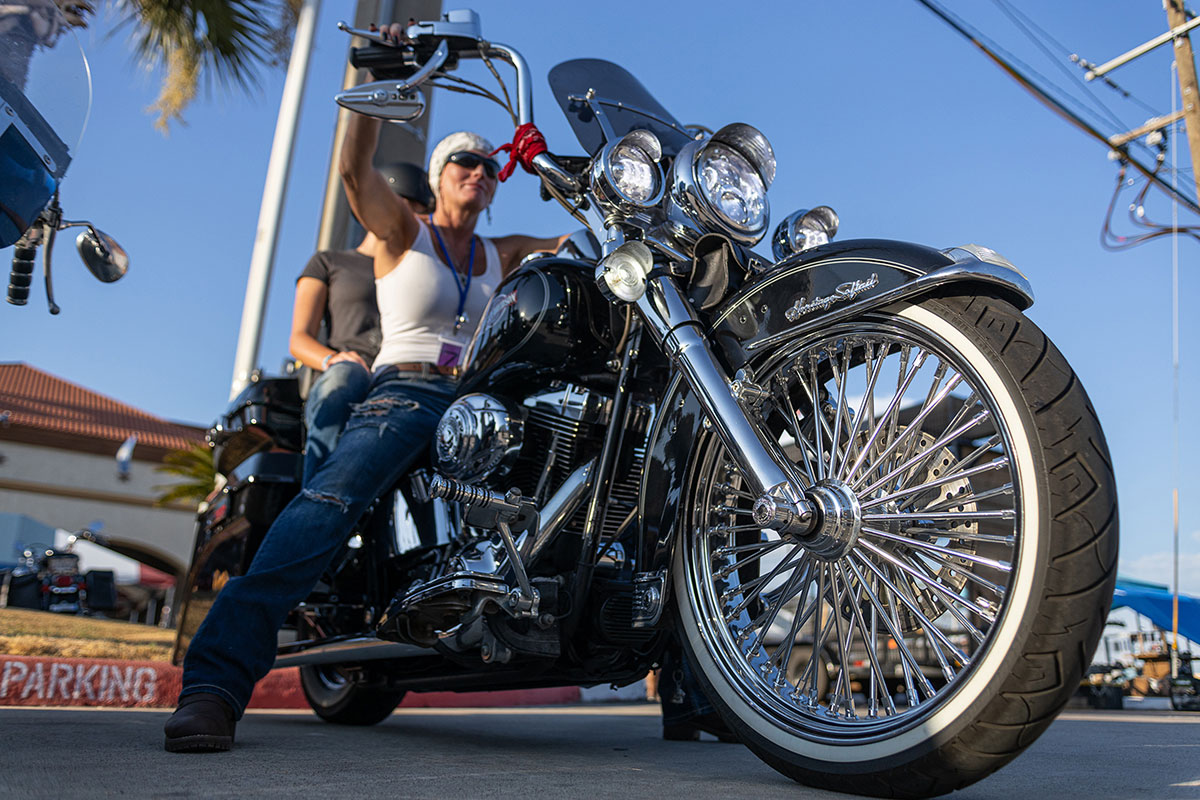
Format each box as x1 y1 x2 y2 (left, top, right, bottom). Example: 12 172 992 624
2 0 1197 592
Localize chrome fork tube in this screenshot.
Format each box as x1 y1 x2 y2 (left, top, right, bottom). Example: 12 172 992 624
635 275 816 533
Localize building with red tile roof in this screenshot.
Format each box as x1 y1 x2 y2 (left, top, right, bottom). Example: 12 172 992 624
0 363 207 579
0 363 204 460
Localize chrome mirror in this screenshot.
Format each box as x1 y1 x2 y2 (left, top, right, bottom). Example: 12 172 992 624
76 228 129 283
335 82 427 122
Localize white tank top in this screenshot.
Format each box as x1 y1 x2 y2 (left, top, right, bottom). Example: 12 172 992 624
372 221 501 370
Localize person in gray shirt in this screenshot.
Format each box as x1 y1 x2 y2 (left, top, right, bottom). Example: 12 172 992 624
289 163 434 486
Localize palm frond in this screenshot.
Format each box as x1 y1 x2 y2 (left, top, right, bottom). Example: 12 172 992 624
153 440 217 507
111 0 299 129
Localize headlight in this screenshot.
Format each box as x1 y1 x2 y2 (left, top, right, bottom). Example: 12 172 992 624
670 123 775 245
698 144 768 232
592 130 664 215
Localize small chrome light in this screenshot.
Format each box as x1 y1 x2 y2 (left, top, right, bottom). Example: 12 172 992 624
592 130 664 213
596 241 654 303
771 206 839 260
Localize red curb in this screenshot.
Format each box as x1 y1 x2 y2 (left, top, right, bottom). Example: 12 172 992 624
0 655 581 709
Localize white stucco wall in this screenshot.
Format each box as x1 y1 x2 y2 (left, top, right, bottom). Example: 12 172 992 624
0 441 199 572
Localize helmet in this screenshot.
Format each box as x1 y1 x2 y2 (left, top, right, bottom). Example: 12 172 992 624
377 162 436 211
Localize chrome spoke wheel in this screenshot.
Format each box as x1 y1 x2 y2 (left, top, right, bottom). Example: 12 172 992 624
683 314 1021 737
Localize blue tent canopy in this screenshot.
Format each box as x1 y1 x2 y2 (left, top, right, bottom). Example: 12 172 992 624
1111 578 1200 644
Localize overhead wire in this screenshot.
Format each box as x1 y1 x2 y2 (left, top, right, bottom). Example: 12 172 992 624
990 0 1130 130
915 0 1200 216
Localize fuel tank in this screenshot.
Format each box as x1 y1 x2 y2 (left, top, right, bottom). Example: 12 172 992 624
458 257 617 393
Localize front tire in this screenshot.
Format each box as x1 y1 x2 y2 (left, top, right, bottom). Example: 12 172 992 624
674 294 1117 797
299 664 405 726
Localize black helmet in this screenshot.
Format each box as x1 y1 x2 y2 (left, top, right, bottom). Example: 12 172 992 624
377 162 435 211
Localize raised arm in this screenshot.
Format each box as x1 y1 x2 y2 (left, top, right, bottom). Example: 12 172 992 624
338 112 420 261
493 233 572 277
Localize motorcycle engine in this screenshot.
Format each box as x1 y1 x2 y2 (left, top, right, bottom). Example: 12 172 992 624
433 382 647 547
435 384 611 502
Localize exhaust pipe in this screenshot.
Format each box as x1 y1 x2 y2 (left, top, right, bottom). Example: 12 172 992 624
273 636 432 668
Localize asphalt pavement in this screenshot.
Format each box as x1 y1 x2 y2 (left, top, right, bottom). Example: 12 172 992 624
1 704 1198 799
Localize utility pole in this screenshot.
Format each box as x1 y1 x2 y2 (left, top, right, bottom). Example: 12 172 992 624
1166 0 1200 205
228 0 321 399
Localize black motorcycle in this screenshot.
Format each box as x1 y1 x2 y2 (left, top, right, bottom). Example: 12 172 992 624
0 535 117 615
174 11 1118 797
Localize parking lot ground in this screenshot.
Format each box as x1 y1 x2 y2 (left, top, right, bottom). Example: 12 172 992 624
1 704 1198 799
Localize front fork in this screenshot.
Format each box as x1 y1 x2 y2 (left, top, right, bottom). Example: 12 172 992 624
634 275 821 540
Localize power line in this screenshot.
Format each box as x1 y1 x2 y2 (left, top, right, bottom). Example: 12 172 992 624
915 0 1200 215
990 0 1131 130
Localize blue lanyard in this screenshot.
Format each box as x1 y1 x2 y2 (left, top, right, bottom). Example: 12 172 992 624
428 215 475 329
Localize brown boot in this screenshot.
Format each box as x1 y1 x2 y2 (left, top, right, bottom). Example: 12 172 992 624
163 692 237 753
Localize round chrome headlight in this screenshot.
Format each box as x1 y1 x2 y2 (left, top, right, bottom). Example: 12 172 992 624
592 130 665 214
669 123 775 245
698 144 768 233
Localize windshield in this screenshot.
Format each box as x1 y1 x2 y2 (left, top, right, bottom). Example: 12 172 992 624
0 1 92 246
548 59 693 157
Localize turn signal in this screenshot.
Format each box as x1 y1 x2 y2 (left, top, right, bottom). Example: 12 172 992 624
596 241 654 303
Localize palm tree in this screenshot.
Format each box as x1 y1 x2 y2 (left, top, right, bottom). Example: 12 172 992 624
2 1 301 131
114 0 303 131
153 440 219 509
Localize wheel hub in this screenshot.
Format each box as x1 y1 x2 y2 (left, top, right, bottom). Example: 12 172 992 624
800 480 862 561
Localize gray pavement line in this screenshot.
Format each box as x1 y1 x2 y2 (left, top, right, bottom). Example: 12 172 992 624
382 704 661 717
0 704 665 717
1059 711 1200 724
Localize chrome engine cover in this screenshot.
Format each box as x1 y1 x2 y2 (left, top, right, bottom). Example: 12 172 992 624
433 393 523 482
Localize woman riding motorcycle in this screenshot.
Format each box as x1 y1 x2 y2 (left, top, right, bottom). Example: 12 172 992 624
163 92 567 751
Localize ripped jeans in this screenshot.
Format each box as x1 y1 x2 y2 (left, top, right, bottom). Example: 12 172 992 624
302 361 372 487
180 370 456 715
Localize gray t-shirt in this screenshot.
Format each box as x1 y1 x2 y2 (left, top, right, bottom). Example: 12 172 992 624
297 249 381 364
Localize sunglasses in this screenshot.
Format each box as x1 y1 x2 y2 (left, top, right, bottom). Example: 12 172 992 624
447 151 500 179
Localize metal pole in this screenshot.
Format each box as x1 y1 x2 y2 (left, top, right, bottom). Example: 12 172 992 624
229 0 322 399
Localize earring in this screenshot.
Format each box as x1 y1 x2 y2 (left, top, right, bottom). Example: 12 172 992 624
486 205 493 225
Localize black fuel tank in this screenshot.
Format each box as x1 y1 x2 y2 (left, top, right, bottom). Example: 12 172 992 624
458 257 616 392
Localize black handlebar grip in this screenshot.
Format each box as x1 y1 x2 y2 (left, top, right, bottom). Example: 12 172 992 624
349 44 421 80
7 245 36 306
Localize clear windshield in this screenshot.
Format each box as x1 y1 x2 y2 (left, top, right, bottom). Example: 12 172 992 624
0 1 90 245
548 59 692 157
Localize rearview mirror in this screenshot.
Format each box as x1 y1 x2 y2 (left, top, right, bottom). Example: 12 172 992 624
76 228 129 283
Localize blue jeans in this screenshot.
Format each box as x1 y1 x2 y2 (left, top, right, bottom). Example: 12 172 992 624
181 370 456 715
302 362 372 487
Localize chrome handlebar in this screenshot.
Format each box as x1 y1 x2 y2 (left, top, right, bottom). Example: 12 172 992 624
336 18 582 195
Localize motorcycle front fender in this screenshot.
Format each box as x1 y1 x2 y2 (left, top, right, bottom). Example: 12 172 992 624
637 237 1034 576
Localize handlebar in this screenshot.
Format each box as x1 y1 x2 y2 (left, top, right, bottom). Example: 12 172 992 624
338 19 580 196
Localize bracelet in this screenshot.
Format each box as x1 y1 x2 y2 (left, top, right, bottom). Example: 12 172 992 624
321 353 334 369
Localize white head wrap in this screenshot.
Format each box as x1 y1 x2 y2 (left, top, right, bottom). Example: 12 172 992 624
428 131 495 198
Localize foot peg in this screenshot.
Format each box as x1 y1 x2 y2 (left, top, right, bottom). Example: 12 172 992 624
429 475 538 533
429 476 540 617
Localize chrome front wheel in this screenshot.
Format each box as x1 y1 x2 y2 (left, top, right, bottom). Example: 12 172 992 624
673 296 1117 797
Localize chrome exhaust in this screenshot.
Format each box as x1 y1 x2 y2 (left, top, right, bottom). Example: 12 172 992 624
273 636 432 668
